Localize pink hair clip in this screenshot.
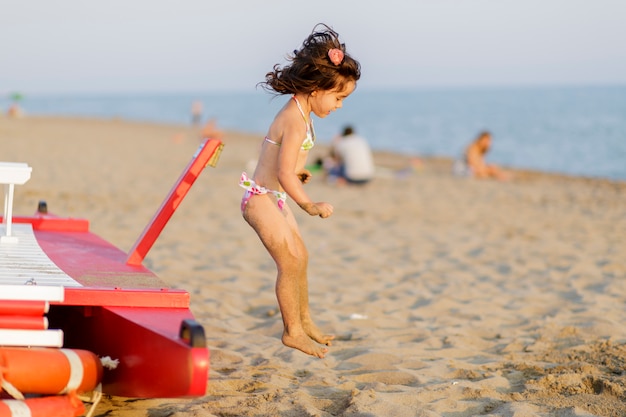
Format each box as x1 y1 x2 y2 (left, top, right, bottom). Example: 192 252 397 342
328 48 344 65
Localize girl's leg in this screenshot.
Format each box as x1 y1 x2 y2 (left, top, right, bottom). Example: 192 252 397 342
243 196 328 358
289 227 335 346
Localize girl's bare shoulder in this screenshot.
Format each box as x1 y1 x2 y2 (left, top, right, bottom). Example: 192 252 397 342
270 102 305 145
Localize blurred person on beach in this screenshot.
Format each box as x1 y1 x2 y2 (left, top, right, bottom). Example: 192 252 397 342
7 103 24 118
239 24 360 358
191 100 203 126
200 118 223 141
454 130 510 180
326 125 374 185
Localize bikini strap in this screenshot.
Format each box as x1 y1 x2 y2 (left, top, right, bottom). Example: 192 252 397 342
292 96 311 132
292 96 316 150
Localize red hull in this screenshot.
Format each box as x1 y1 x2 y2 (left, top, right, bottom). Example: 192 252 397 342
13 216 210 398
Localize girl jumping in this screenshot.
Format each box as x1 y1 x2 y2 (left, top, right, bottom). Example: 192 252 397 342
240 24 361 358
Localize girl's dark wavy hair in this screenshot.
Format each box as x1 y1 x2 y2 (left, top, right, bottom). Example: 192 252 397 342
259 24 361 95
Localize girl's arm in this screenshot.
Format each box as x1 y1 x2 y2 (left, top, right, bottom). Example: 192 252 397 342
277 120 332 218
277 120 312 204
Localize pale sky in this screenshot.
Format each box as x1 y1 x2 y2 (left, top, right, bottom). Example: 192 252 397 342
2 0 625 94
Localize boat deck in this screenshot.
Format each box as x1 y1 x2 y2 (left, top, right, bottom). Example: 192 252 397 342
0 221 187 308
0 223 81 287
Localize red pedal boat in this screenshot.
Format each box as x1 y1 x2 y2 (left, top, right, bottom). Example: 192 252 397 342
0 138 223 400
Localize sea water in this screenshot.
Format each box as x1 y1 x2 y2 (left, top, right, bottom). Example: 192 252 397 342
3 85 625 180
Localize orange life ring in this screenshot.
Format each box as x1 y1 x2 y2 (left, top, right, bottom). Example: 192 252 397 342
0 393 85 417
0 347 102 395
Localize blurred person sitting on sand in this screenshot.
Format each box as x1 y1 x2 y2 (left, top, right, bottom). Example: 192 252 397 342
326 125 375 185
239 24 360 358
454 130 510 180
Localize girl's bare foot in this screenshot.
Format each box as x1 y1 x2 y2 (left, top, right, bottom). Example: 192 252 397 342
282 331 328 358
302 320 335 346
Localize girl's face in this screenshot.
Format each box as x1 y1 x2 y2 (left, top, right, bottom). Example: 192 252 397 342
310 80 356 118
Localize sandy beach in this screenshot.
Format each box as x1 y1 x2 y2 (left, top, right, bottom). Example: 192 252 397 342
2 115 626 417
